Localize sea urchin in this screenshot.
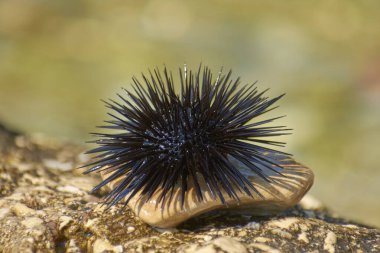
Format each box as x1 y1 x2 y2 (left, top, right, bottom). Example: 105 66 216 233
83 65 292 211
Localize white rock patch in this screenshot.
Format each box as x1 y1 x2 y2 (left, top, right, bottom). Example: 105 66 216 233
267 217 299 229
323 231 337 253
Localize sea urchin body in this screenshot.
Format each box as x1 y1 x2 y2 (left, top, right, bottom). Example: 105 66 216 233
84 65 293 211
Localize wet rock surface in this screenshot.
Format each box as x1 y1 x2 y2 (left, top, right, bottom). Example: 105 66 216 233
0 123 379 253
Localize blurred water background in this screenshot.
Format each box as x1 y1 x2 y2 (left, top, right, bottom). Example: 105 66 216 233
0 0 379 227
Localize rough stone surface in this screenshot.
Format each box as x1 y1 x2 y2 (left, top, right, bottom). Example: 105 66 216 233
101 152 314 228
0 122 379 252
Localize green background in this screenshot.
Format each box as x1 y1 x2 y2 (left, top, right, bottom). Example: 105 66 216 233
1 1 379 226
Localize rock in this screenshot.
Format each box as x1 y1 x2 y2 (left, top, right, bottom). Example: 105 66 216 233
270 228 293 239
267 217 299 229
127 226 135 233
11 203 36 216
84 218 100 230
101 155 314 228
203 235 213 241
57 185 85 195
244 221 260 229
21 217 44 228
93 238 123 253
0 207 11 220
66 239 81 253
297 231 309 243
249 243 281 253
323 231 337 253
299 194 324 210
183 237 248 253
59 215 74 231
43 159 73 171
254 237 271 243
0 123 379 252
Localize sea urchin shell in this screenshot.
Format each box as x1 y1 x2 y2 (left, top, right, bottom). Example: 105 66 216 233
83 65 314 227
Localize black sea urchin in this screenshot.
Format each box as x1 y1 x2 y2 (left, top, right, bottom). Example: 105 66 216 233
83 65 290 209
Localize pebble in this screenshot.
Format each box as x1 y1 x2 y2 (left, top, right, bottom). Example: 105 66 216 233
14 136 29 148
267 217 299 229
30 228 44 237
93 238 123 253
154 227 178 233
93 205 107 213
66 239 81 253
194 237 248 253
343 224 358 229
203 235 213 241
7 192 25 201
298 231 309 243
127 226 135 233
300 195 323 210
85 218 99 230
244 221 260 230
238 230 248 237
16 163 33 172
271 228 293 239
66 177 99 192
12 203 35 216
299 223 309 232
323 231 337 253
43 159 73 171
78 153 90 163
26 237 35 243
36 210 47 216
57 185 84 195
59 216 73 231
254 237 270 243
21 217 44 228
0 207 11 220
304 210 316 218
250 243 281 253
32 185 55 193
113 245 124 253
83 194 100 203
93 238 113 253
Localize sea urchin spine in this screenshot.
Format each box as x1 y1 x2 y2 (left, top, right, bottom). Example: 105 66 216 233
83 65 291 210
